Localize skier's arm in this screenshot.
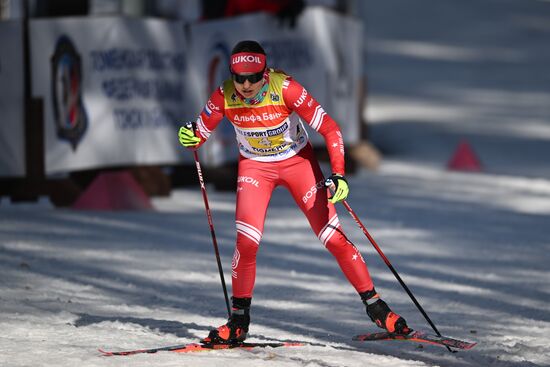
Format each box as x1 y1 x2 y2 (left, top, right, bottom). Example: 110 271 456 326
179 86 225 149
283 78 345 175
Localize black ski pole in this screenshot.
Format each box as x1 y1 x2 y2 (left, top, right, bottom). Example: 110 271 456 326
191 148 231 318
325 180 453 353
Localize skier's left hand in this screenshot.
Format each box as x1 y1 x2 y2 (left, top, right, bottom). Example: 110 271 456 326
325 174 349 204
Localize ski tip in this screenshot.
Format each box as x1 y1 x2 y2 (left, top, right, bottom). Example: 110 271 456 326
352 330 477 350
98 348 113 356
460 341 478 350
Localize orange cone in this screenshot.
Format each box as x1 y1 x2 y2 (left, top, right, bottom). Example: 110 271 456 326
72 170 153 210
447 140 482 172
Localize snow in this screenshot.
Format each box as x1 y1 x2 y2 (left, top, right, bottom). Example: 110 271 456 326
2 0 550 366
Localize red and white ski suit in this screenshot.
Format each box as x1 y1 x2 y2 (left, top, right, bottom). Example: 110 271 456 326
194 70 374 297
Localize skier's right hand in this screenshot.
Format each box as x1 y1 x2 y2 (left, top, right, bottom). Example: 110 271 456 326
178 123 201 148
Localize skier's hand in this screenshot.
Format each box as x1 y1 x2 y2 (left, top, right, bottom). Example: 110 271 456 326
178 123 201 148
325 174 349 204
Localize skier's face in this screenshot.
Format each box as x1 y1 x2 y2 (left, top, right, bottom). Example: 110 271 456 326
233 71 264 99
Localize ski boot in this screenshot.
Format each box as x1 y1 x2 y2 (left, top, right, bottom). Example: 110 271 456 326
202 297 251 344
360 289 411 335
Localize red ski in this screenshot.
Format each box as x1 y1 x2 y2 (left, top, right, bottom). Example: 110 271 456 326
99 341 303 356
353 330 476 350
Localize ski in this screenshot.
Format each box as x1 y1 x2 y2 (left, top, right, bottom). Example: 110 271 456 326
99 341 304 356
353 330 477 350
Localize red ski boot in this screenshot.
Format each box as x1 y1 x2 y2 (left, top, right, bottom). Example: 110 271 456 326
202 297 251 344
361 289 411 335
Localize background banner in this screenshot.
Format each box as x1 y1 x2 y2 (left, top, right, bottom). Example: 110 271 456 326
24 8 360 174
0 20 25 177
30 17 194 174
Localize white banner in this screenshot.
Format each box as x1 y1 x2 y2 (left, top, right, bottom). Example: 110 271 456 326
0 20 25 178
187 7 362 166
30 17 194 174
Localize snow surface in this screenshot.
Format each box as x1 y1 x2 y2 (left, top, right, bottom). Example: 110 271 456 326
2 0 550 366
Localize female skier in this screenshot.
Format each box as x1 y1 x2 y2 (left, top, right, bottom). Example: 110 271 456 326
178 40 410 343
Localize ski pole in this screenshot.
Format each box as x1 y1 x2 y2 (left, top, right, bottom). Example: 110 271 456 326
325 180 453 353
191 148 231 318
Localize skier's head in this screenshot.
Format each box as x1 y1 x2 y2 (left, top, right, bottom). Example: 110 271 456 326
230 40 267 99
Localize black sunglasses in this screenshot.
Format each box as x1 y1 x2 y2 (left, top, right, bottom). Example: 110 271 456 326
232 70 265 84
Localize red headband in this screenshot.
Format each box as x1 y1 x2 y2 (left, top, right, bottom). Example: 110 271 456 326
230 52 266 74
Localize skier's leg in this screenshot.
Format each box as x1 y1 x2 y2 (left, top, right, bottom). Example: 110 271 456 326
282 147 410 334
231 159 276 298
